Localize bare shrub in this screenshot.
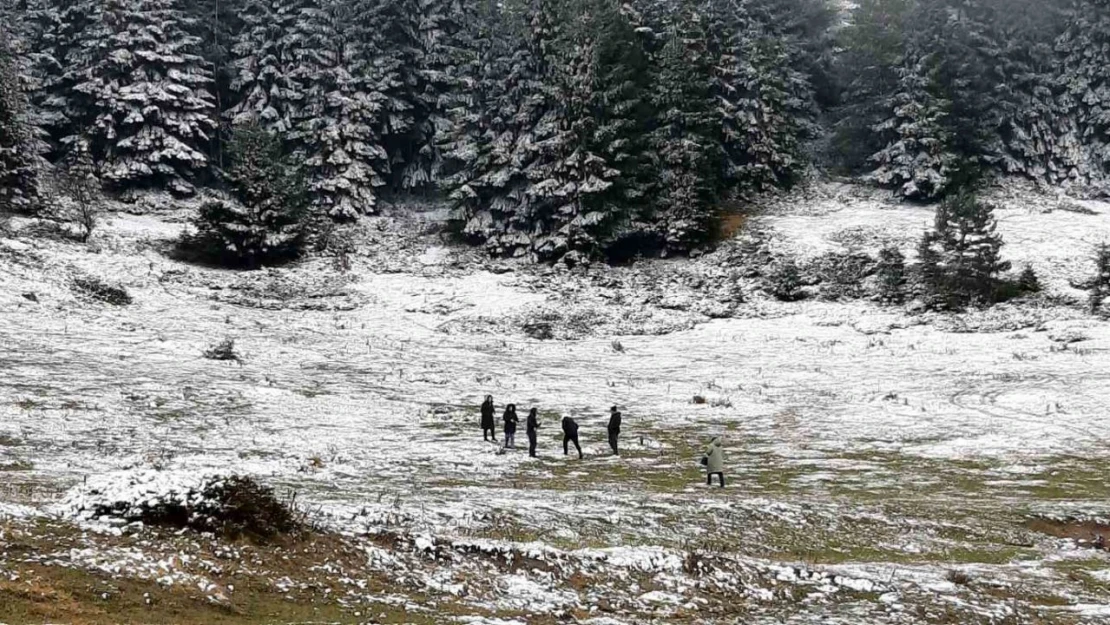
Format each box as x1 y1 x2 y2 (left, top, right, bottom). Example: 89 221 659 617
70 276 132 306
204 338 240 362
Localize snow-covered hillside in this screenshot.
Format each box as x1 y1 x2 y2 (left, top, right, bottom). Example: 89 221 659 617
2 184 1109 623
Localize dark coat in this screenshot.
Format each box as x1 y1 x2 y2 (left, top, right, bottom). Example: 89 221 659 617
608 411 622 434
480 399 495 429
562 417 578 438
526 410 539 437
503 406 518 434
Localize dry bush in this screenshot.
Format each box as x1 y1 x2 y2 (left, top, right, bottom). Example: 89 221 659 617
70 276 132 306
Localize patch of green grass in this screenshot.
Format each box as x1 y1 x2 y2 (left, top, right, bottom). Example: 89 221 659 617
0 460 33 471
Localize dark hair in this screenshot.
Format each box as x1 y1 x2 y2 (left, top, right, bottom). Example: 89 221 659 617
610 405 618 412
529 407 538 415
485 395 493 402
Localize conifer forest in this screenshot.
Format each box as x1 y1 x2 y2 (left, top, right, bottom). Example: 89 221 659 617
2 0 1108 263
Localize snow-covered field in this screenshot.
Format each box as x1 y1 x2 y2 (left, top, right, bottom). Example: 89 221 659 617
2 184 1110 623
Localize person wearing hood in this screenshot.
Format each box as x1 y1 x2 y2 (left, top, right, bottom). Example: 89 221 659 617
702 436 724 487
502 404 519 448
562 416 582 459
480 395 496 442
526 407 541 458
607 406 622 455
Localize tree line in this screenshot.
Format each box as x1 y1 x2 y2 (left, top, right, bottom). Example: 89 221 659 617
1 0 1109 264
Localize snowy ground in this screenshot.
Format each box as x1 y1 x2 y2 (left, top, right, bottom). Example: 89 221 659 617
2 183 1110 624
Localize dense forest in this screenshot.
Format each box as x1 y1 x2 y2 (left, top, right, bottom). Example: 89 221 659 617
1 0 1108 263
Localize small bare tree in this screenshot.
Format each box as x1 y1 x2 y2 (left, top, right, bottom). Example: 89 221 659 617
59 138 102 243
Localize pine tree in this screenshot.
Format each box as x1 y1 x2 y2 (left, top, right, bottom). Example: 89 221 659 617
832 0 913 173
876 245 907 303
1088 242 1110 315
0 25 44 214
76 0 217 195
227 0 309 133
865 50 957 200
1057 0 1110 177
992 0 1080 185
290 0 390 220
1017 264 1041 293
401 0 467 191
448 0 548 256
184 125 307 267
919 189 1011 308
647 0 724 253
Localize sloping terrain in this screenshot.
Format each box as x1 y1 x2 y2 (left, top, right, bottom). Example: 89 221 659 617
2 184 1110 624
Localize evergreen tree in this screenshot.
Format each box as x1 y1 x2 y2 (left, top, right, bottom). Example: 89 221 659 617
184 125 307 267
228 0 311 133
290 0 390 220
75 0 217 195
876 245 907 303
1057 0 1110 176
865 49 957 200
0 25 43 213
647 0 724 253
1017 264 1041 293
918 190 1011 308
832 0 912 173
709 0 804 194
992 0 1080 185
1089 242 1110 315
402 0 467 191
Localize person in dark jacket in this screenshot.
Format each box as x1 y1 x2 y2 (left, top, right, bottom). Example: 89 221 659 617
562 416 582 459
526 407 540 458
480 395 496 442
607 406 622 455
502 404 519 448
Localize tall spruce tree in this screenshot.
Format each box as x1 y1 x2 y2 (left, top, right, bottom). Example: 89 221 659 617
647 0 723 253
1057 0 1110 177
0 25 44 213
289 0 390 220
74 0 217 195
228 0 311 133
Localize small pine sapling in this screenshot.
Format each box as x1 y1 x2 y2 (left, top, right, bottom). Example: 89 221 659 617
875 245 907 303
1089 243 1110 316
1018 265 1041 294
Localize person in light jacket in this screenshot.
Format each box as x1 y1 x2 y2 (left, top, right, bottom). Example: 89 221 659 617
502 404 519 448
480 395 496 442
702 436 724 487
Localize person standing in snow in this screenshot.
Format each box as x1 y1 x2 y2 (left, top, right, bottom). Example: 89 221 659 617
562 416 582 459
526 407 541 458
480 395 496 442
701 436 724 487
607 406 622 455
502 404 519 449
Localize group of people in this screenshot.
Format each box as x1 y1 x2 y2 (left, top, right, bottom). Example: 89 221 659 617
478 396 725 488
479 396 622 459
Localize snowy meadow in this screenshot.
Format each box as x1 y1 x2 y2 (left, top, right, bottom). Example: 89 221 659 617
2 185 1110 624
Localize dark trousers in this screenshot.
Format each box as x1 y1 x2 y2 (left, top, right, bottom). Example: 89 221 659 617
707 472 724 487
608 430 619 455
528 433 537 457
483 428 495 441
563 434 582 458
